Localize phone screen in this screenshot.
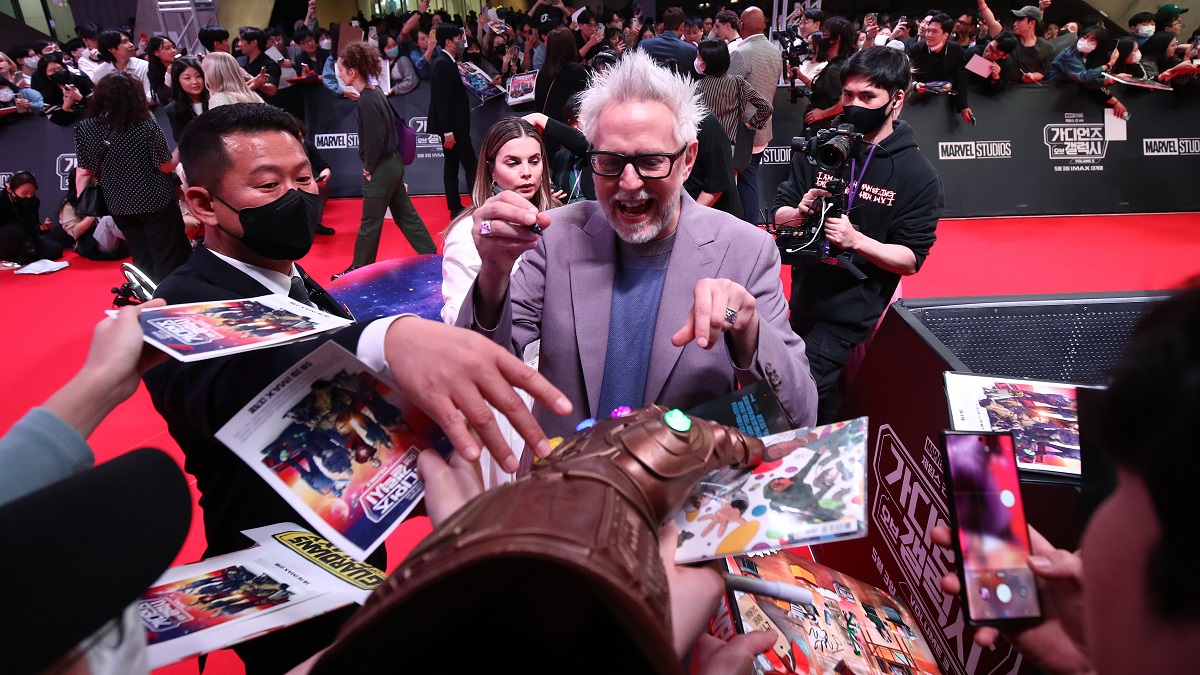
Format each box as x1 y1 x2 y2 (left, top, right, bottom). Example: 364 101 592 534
943 432 1043 624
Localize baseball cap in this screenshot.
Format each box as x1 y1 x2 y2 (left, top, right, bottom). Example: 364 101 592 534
0 448 191 675
1158 4 1189 13
1012 5 1044 22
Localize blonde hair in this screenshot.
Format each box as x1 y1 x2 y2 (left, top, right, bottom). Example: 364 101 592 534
202 52 263 104
0 52 18 78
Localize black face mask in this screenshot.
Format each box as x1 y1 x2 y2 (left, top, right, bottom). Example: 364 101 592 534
211 188 321 261
841 93 898 135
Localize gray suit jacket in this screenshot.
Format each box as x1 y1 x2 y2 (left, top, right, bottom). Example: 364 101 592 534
730 34 783 149
459 192 818 438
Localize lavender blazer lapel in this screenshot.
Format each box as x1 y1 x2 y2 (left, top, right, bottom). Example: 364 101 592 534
644 194 728 405
570 207 617 417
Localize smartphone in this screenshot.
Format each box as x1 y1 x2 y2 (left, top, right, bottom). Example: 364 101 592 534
941 431 1043 626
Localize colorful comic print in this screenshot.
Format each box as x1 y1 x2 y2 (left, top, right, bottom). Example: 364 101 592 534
727 550 942 675
673 418 869 563
139 564 302 645
945 372 1082 475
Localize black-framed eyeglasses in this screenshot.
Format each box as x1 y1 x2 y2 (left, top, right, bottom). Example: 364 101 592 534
586 145 687 179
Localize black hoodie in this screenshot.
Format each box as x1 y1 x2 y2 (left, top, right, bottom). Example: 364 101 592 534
772 119 944 343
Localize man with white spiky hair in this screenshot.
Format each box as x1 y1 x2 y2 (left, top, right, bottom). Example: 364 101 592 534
457 51 817 462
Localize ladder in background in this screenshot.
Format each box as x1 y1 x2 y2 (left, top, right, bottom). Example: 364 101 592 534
156 0 219 56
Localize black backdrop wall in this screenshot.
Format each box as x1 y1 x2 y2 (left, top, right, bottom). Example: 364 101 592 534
2 79 1198 220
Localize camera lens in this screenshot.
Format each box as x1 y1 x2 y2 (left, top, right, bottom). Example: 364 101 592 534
816 134 852 171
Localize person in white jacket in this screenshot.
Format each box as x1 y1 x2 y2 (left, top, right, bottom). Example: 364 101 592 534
440 116 563 325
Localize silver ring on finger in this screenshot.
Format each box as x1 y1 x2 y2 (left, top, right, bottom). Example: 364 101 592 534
480 219 492 235
724 307 738 325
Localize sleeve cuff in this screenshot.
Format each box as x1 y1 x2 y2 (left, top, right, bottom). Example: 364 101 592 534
356 314 417 382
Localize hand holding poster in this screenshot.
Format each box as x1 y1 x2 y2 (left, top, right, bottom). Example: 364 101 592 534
458 60 505 101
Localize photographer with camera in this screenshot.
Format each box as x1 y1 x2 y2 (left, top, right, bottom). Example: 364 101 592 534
772 46 944 424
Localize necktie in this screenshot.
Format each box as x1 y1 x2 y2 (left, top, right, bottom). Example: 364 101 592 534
288 275 313 306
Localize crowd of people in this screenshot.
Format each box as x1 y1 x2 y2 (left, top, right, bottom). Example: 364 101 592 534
3 0 1198 270
1 1 1199 674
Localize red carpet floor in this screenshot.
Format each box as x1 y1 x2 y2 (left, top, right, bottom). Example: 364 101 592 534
2 199 1197 674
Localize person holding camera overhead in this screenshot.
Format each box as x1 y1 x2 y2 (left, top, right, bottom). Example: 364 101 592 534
772 46 944 425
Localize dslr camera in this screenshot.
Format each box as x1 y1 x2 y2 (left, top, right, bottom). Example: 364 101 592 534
762 124 867 280
776 24 813 103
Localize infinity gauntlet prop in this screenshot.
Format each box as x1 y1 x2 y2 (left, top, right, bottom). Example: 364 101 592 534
312 405 764 675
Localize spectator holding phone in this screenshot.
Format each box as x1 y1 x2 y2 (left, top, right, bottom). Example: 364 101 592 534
934 282 1200 675
32 52 92 126
1111 37 1148 79
1048 25 1127 119
293 27 331 75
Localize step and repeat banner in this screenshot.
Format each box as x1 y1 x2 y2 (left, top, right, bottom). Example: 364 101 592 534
1 79 1197 218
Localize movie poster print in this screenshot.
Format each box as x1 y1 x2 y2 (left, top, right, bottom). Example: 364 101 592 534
458 61 504 101
727 549 942 675
139 563 304 645
134 295 352 362
673 418 869 564
217 342 451 559
506 70 537 105
944 372 1083 476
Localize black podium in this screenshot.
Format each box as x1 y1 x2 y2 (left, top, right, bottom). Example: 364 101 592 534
809 291 1167 675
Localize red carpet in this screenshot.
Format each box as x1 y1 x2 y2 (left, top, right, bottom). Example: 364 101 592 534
1 199 1197 674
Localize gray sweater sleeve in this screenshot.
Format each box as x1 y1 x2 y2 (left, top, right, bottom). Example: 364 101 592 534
0 407 95 507
357 88 395 173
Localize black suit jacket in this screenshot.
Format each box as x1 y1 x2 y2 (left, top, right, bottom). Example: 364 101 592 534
142 246 379 561
427 51 470 137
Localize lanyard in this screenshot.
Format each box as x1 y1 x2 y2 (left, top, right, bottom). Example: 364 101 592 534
845 143 878 212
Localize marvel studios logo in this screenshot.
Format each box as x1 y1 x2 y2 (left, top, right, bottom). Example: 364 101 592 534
938 141 1012 160
314 133 360 149
1143 137 1200 156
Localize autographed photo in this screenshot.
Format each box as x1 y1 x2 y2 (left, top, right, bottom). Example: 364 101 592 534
217 342 451 559
674 418 869 563
729 550 942 675
139 563 305 646
945 372 1082 475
